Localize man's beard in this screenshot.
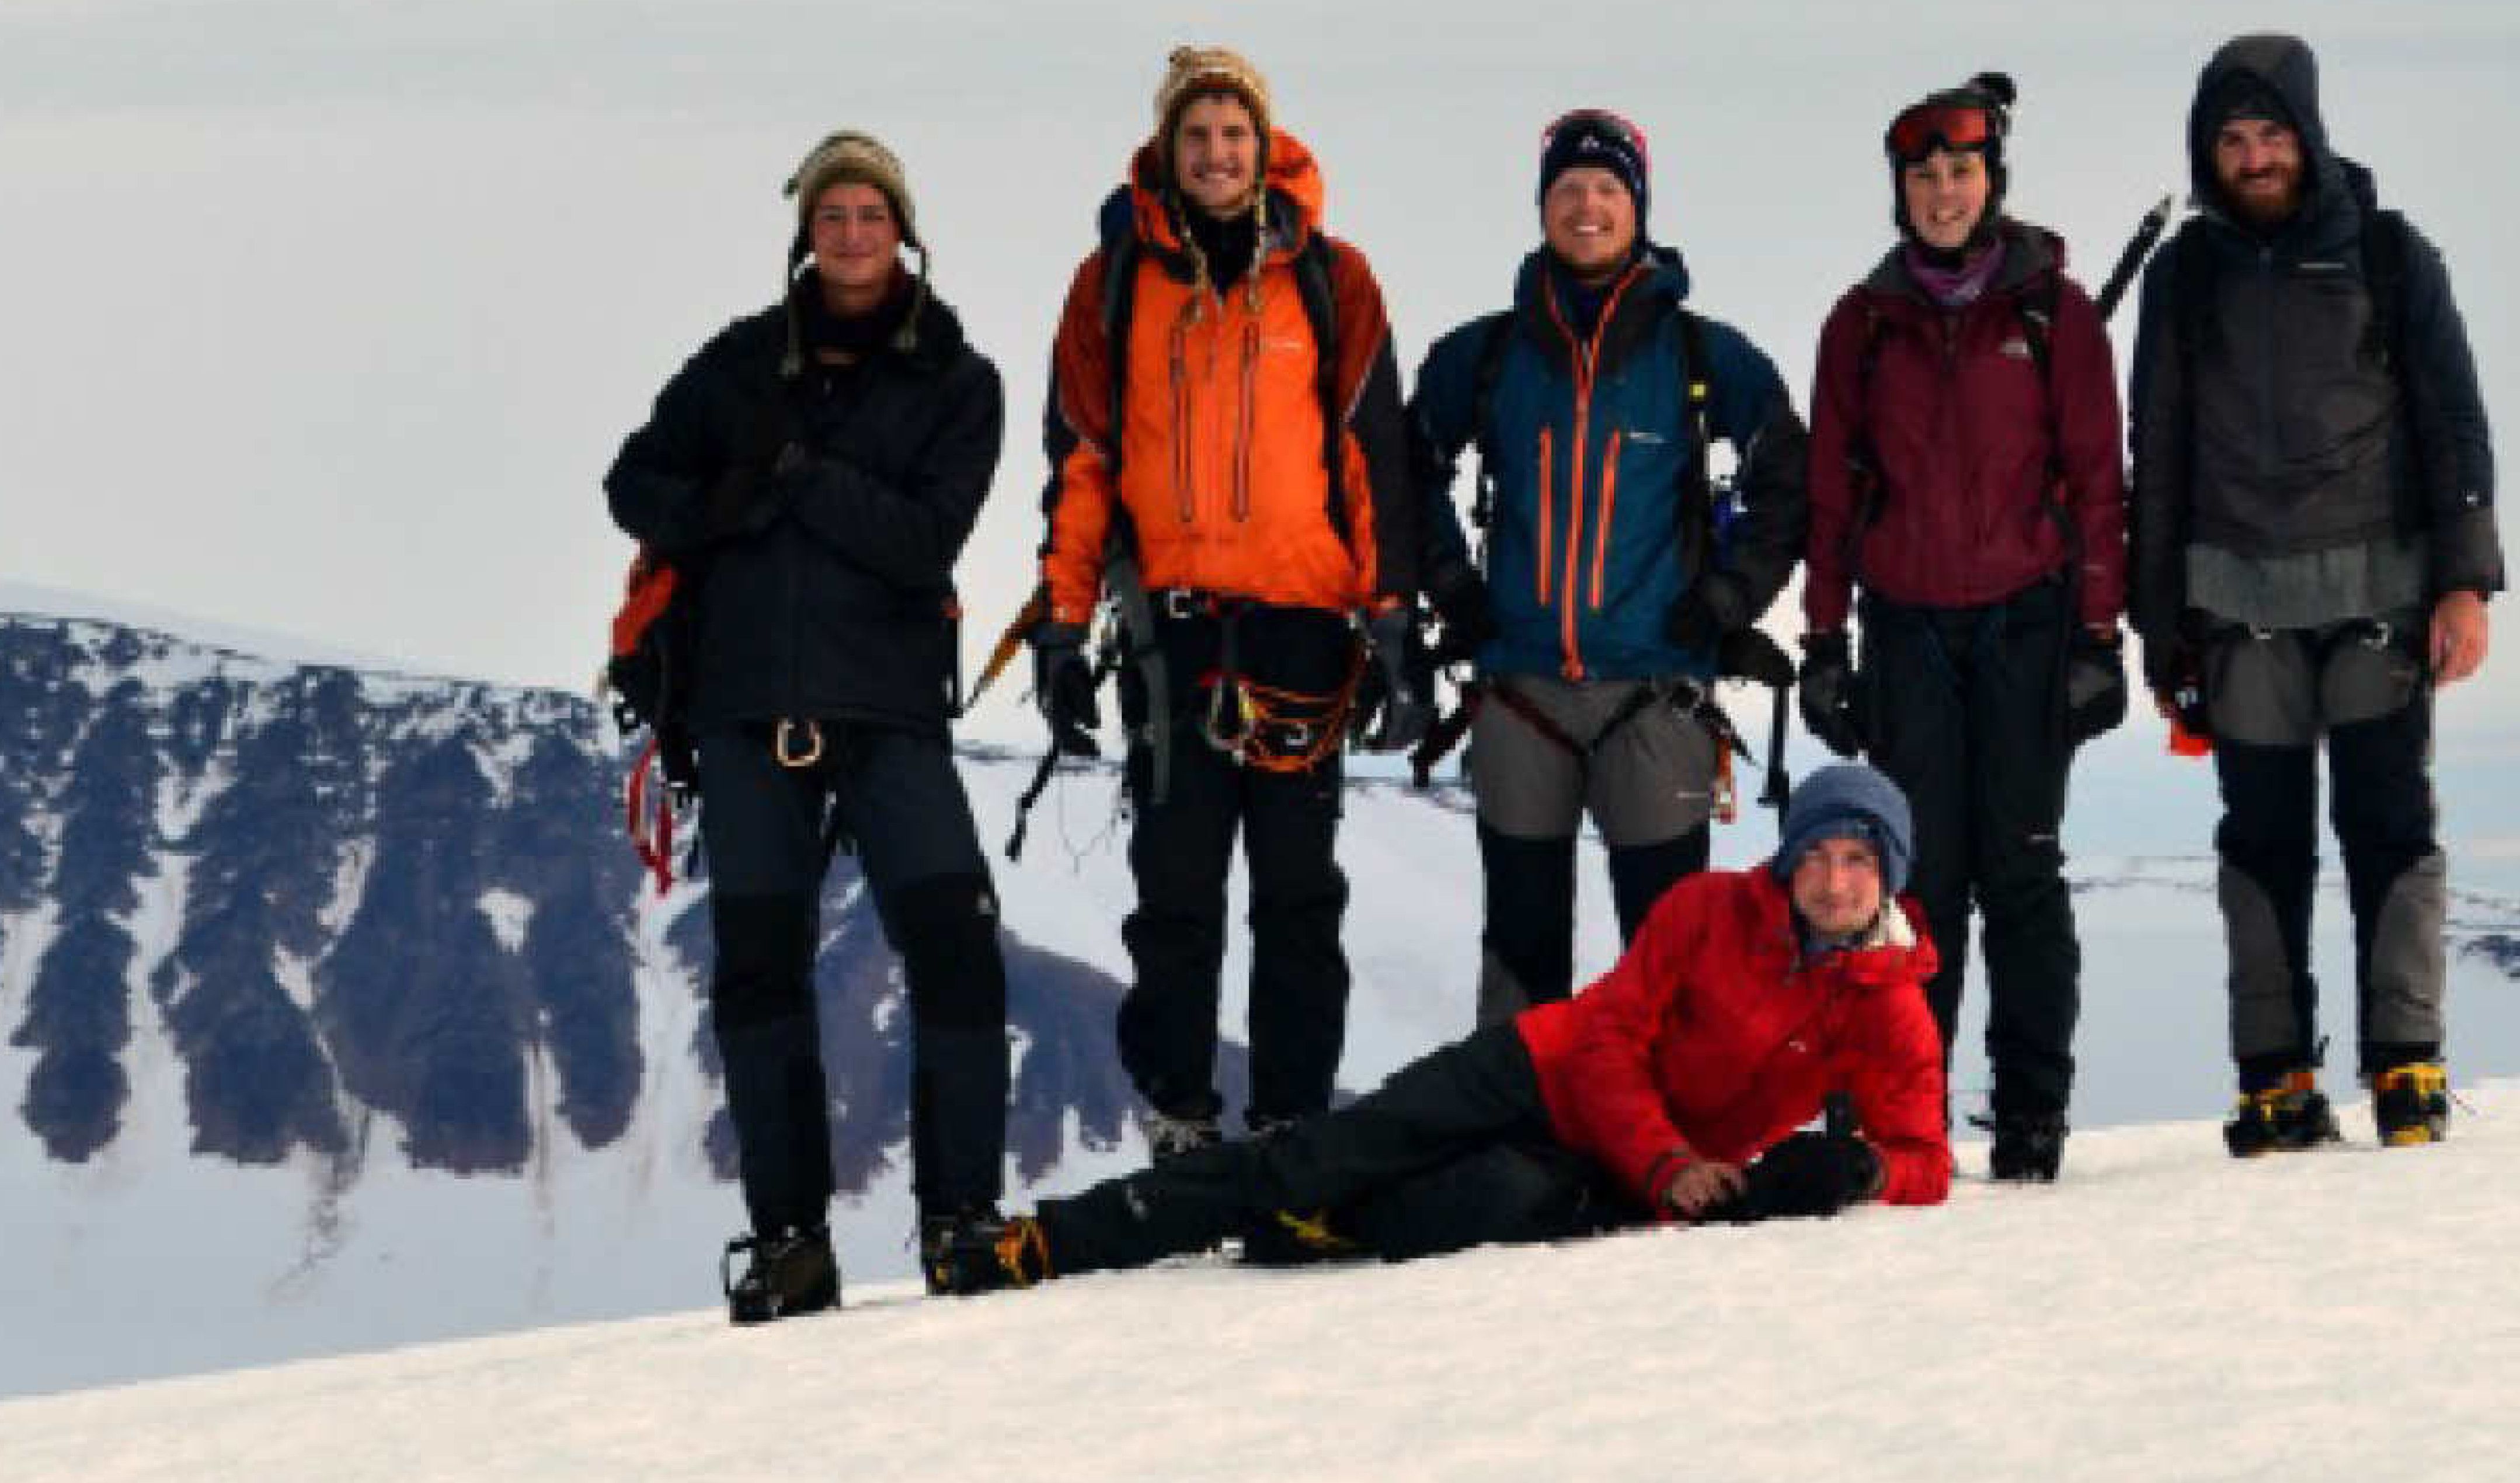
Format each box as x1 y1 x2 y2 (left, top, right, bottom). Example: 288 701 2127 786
2226 167 2303 227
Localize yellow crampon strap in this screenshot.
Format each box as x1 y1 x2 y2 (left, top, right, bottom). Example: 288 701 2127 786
1271 1209 1354 1254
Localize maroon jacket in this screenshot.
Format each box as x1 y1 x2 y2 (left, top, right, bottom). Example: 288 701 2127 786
1804 222 2126 634
1515 866 1950 1214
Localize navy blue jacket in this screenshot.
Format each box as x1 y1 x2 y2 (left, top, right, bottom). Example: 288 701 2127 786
1410 247 1807 681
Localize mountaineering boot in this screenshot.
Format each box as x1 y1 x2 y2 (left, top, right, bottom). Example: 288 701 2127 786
920 1206 1011 1296
722 1225 839 1324
1985 1110 2068 1182
2223 1071 2343 1158
1143 1108 1224 1162
925 1212 1051 1296
2369 1063 2449 1147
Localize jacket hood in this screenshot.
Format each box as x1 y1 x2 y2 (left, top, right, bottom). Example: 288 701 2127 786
2187 33 2345 224
1860 217 2062 301
1117 127 1325 263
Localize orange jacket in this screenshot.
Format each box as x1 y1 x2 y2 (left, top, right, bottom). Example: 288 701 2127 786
1040 133 1415 624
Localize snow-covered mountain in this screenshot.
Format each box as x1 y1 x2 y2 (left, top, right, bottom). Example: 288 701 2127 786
4 1085 2515 1482
6 600 2519 1402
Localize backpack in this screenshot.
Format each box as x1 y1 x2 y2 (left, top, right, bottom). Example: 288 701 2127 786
604 548 697 893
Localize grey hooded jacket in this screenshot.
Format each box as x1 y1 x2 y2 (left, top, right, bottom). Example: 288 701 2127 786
2128 33 2500 656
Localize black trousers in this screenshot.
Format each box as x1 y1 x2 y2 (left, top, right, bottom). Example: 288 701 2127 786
1860 581 2081 1118
1117 607 1357 1127
1039 1024 1635 1272
697 722 1007 1233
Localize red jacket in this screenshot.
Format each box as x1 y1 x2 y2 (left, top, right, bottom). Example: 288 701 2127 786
1515 866 1950 1213
1804 223 2126 634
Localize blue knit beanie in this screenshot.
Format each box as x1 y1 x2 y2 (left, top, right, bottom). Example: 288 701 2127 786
1773 764 1915 896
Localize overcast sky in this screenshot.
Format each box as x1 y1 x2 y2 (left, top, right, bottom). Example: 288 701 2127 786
2 0 2512 744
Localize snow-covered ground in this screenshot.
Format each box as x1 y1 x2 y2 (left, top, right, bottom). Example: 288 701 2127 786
6 679 2520 1401
4 1084 2512 1482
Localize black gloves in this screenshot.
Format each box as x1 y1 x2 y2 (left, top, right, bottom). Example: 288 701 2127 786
1353 606 1433 753
1665 571 1753 655
2140 629 2211 741
700 394 802 544
1426 577 1498 666
1031 621 1101 756
1702 1132 1884 1223
1797 630 1865 758
2063 629 2128 746
1717 626 1797 690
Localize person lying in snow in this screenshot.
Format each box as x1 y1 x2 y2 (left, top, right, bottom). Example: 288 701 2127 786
927 763 1950 1294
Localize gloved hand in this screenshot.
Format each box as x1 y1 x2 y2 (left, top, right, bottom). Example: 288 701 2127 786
1353 606 1433 753
2140 629 2210 742
1718 626 1797 690
1426 576 1498 666
1701 1132 1883 1222
1797 630 1865 758
700 395 803 543
2063 628 2128 746
1665 571 1753 655
1030 621 1101 757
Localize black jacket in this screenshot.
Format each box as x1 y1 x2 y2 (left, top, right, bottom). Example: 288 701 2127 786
2129 33 2500 645
605 285 1004 735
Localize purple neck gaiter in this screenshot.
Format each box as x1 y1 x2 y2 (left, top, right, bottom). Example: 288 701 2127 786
1901 239 2005 308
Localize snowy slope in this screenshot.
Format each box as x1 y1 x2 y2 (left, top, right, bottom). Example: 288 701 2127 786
4 1084 2515 1482
6 602 2520 1403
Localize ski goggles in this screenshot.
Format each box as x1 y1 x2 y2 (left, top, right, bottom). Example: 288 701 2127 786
1883 100 2001 163
1540 108 1652 175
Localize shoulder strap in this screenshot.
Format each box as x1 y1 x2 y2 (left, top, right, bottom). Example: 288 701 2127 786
1098 234 1141 481
2362 207 2411 373
1466 311 1516 532
1291 235 1346 532
1675 308 1715 501
2013 270 2058 382
1675 308 1722 575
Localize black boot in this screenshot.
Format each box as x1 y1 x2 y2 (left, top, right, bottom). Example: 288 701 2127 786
1982 1111 2068 1183
721 1225 838 1324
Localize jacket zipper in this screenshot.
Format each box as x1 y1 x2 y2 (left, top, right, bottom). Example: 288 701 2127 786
1235 316 1260 522
1169 316 1193 525
2256 243 2278 485
1544 270 1640 679
1592 429 1623 610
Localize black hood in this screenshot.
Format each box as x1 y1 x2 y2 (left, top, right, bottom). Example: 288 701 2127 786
2187 33 2344 222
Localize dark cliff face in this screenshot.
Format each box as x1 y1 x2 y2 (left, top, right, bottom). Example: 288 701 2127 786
1 611 1172 1198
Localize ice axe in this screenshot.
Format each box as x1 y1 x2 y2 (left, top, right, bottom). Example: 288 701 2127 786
2095 193 2177 323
